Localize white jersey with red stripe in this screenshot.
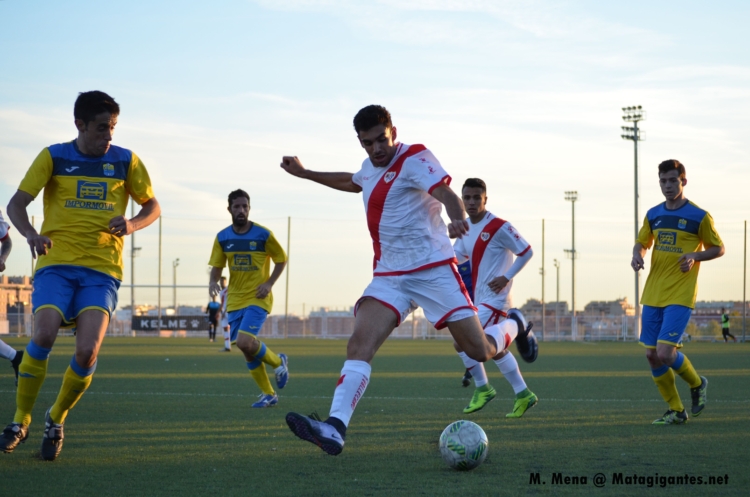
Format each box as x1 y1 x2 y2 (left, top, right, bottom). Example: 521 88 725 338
453 211 531 311
0 209 10 241
351 143 454 275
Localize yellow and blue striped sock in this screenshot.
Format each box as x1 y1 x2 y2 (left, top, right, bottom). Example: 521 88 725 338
14 341 51 426
652 365 684 412
671 352 701 389
49 356 96 424
255 342 281 369
247 359 274 395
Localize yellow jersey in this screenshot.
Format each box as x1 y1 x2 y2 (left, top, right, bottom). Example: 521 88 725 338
638 200 722 308
18 141 154 280
208 222 287 313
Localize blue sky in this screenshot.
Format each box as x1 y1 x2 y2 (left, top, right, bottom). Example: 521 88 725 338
1 1 748 313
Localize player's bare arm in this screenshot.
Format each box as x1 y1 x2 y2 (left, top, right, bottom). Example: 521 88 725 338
431 184 469 238
7 190 52 258
280 156 362 193
208 266 224 298
0 234 11 273
487 275 510 294
678 244 724 273
108 197 161 237
256 261 287 299
631 243 647 271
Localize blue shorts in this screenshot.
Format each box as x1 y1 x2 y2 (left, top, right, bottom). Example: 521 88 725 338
227 305 268 342
33 265 120 327
640 305 692 349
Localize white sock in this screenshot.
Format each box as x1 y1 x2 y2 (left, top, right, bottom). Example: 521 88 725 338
484 320 518 354
457 351 487 387
494 352 527 394
224 330 231 349
329 360 371 427
0 340 16 361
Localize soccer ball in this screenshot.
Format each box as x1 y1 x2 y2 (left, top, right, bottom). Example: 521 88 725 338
439 420 489 471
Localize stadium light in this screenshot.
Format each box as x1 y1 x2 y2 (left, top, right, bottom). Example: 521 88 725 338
564 191 578 340
621 105 645 338
173 258 180 310
553 259 561 336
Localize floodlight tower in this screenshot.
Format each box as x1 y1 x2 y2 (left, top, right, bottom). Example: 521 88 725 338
621 105 646 338
564 191 578 339
553 258 561 336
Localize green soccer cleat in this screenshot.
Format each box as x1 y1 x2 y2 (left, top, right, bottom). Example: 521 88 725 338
690 376 708 416
506 391 538 418
652 409 688 425
463 385 496 414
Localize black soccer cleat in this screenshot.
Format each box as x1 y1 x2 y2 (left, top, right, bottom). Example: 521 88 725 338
690 376 708 416
507 308 538 363
40 409 64 461
286 412 345 456
461 369 473 387
0 423 28 453
11 349 23 387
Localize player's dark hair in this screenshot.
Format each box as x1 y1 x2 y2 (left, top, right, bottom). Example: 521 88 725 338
227 189 250 208
74 91 120 124
658 159 686 179
353 105 392 134
462 178 487 193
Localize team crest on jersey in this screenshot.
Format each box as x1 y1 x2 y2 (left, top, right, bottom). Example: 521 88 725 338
249 241 257 250
103 163 115 177
678 219 687 229
480 232 490 242
384 171 397 183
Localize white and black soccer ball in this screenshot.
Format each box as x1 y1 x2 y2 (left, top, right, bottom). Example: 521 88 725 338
439 420 489 471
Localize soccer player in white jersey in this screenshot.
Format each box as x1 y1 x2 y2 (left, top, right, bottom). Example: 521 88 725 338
0 209 24 385
279 105 537 456
453 178 539 418
219 276 231 351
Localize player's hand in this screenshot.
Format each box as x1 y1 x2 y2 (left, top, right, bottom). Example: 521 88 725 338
109 216 135 237
280 156 308 178
256 282 273 299
209 281 222 298
447 219 470 239
678 253 696 273
27 233 52 258
631 254 645 272
488 276 510 294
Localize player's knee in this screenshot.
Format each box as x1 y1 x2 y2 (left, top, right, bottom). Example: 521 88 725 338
75 347 98 368
645 349 660 368
656 348 675 365
463 344 492 362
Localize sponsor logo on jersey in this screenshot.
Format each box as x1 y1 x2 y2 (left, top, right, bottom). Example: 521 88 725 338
226 244 234 249
480 232 490 242
384 171 396 183
103 163 115 177
65 166 79 173
231 254 258 271
654 220 662 227
427 165 436 174
658 231 676 246
65 180 114 211
678 218 687 229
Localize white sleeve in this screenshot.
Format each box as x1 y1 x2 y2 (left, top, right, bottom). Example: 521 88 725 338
495 222 531 257
403 151 451 194
503 248 533 280
453 237 469 264
351 160 368 188
0 210 9 241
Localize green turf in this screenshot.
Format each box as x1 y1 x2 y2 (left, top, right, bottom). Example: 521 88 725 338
0 338 748 496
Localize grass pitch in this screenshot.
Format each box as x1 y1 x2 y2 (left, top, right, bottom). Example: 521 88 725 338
0 337 748 496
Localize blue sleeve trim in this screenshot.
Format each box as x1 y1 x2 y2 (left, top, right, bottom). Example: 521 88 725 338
26 341 52 361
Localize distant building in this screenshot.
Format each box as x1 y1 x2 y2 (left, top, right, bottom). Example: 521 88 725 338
584 298 634 316
693 301 748 316
521 299 569 316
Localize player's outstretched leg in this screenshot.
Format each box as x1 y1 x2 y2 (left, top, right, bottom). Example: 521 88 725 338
493 352 538 418
456 351 496 414
507 308 538 363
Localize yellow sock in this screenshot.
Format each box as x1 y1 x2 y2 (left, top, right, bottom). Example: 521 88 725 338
652 368 684 412
673 353 701 389
50 365 94 424
255 342 281 369
14 351 49 426
247 360 275 395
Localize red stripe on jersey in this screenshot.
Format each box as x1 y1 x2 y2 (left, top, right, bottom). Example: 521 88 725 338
516 245 531 257
470 217 507 298
374 257 455 277
366 144 427 270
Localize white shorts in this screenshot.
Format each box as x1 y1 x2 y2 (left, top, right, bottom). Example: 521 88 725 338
477 303 509 329
356 263 476 329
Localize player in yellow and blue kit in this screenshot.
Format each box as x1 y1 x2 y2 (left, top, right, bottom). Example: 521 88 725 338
0 91 161 460
631 159 724 425
209 189 288 408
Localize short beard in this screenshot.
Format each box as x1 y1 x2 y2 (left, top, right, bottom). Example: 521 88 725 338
232 215 248 227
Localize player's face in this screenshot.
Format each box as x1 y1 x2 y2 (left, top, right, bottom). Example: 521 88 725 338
229 197 250 227
462 187 487 219
658 170 686 201
76 112 117 156
358 125 398 167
